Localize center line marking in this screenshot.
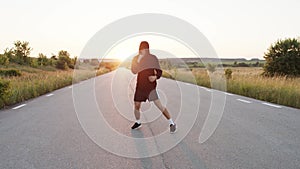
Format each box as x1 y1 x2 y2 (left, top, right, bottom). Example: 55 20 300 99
12 104 26 110
262 102 282 108
46 93 54 97
237 99 252 104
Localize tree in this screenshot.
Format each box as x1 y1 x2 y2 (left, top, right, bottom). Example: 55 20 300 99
29 58 39 68
225 68 233 79
0 54 9 66
37 53 49 66
3 48 14 64
72 56 79 69
49 54 58 66
11 41 32 65
264 38 300 76
56 50 73 70
233 61 237 67
51 54 57 60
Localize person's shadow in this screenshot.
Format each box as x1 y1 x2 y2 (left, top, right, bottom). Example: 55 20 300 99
130 130 154 169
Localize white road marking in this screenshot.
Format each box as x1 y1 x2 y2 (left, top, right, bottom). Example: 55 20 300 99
199 86 216 92
237 99 252 104
204 88 211 92
12 104 26 110
262 102 282 108
68 86 73 89
225 92 233 96
46 93 54 97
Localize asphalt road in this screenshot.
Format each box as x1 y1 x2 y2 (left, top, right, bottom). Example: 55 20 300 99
0 68 299 169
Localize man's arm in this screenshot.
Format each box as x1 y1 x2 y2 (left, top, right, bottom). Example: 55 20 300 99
154 69 162 79
131 56 139 74
148 68 162 82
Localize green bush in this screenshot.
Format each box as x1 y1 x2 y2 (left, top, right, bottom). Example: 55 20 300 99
0 54 9 66
6 41 32 65
55 50 74 70
225 68 233 79
56 60 69 70
0 69 21 77
30 58 39 68
264 38 300 77
0 79 10 108
37 53 50 66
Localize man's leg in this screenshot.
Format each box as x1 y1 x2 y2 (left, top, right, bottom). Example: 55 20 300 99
153 99 176 133
131 101 142 129
134 101 141 121
153 99 171 119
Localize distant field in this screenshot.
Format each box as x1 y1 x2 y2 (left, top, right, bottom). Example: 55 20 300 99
162 67 300 109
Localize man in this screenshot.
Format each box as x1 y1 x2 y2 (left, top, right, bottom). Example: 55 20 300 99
131 41 176 133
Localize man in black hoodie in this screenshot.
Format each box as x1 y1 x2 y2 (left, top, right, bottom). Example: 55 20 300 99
131 41 176 133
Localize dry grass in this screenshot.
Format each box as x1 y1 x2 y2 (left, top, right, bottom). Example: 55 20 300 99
0 63 115 109
163 67 300 109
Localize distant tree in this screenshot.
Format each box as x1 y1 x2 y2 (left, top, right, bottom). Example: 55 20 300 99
37 53 49 66
3 48 14 64
29 58 39 68
72 56 78 64
49 54 57 66
264 38 300 76
233 61 237 66
0 54 9 66
90 59 99 66
225 68 233 79
56 50 73 70
72 56 79 69
237 62 249 67
51 54 57 60
10 41 32 65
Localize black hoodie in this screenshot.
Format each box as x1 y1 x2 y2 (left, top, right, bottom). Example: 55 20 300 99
131 53 162 91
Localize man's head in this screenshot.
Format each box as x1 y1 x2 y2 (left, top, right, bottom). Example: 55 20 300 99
139 41 149 55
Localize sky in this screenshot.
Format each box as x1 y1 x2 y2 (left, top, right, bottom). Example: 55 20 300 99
0 0 299 60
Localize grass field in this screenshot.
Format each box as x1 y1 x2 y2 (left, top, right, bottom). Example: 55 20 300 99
162 67 300 109
2 62 299 109
0 63 115 109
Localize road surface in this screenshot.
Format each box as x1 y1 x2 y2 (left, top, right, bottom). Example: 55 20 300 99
0 68 300 169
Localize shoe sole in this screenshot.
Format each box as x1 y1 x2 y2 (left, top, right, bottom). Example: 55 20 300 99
170 125 177 134
132 125 142 130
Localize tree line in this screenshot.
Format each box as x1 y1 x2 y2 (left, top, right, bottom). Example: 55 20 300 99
1 38 299 77
0 40 77 70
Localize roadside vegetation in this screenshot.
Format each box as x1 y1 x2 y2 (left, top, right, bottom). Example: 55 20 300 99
0 41 120 109
161 67 300 108
1 37 299 109
160 38 300 109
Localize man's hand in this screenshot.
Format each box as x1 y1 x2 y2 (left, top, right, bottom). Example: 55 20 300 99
148 75 157 82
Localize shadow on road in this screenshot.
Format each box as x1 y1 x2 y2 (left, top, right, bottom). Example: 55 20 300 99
131 130 154 169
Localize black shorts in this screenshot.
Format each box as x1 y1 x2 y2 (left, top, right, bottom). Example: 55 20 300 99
134 88 159 102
